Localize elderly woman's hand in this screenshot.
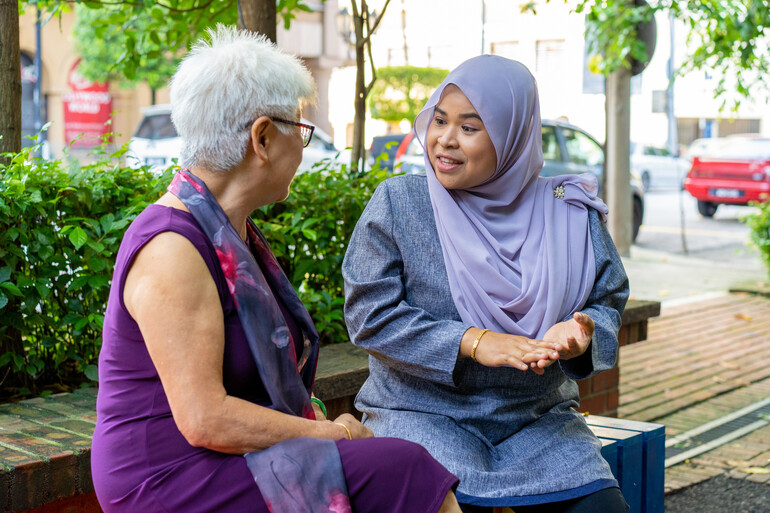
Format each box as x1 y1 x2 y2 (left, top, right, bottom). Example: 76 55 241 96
541 312 595 361
333 414 374 440
462 329 561 372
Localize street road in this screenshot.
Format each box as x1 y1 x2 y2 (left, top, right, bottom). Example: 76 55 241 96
634 190 759 265
623 189 766 303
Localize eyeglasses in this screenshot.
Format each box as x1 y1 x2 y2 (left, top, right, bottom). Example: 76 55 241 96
244 117 315 147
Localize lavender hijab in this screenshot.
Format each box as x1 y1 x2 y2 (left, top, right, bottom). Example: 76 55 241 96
414 55 608 339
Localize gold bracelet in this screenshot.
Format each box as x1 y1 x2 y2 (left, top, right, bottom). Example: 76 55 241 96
334 422 352 440
471 329 490 362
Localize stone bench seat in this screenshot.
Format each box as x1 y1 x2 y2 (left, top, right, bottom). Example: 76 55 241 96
0 299 658 512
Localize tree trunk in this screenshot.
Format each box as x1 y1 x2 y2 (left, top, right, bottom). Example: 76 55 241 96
0 0 21 158
350 1 368 170
352 40 366 170
239 0 276 42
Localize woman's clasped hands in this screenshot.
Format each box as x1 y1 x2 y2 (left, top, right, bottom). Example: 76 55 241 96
463 312 595 375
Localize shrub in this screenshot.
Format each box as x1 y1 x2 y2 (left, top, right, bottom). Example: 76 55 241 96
0 144 172 399
0 146 389 399
744 197 770 277
254 161 391 345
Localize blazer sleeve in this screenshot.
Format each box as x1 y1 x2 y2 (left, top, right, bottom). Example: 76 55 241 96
559 208 630 380
342 181 471 387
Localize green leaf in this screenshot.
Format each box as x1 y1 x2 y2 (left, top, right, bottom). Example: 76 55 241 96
88 275 109 289
89 257 108 273
0 292 7 310
301 229 318 241
69 226 88 249
39 244 54 261
0 267 10 283
84 364 99 381
0 282 23 297
67 276 89 292
12 354 25 371
0 352 12 367
35 282 51 299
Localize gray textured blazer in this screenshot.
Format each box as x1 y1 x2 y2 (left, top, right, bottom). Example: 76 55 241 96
342 174 630 507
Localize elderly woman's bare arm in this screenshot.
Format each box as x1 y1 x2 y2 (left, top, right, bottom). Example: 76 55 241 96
123 231 366 454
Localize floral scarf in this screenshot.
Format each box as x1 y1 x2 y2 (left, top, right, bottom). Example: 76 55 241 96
168 169 350 513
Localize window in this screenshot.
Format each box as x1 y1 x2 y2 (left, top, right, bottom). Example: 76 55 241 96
134 114 178 140
562 128 603 166
541 125 562 162
491 41 519 60
535 40 565 74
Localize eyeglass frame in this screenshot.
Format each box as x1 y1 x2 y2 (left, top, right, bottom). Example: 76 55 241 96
244 117 315 147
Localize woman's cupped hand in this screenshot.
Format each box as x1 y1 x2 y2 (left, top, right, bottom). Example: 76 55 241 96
541 312 595 362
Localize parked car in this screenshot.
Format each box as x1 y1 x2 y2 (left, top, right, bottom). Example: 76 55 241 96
126 104 182 170
394 119 645 241
683 137 770 217
127 104 343 173
630 143 690 191
682 137 727 163
368 134 407 172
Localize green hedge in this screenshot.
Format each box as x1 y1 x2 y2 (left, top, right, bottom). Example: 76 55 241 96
744 197 770 277
0 145 389 399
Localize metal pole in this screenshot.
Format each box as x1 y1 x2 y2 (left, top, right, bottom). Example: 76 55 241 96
34 4 43 156
668 12 688 254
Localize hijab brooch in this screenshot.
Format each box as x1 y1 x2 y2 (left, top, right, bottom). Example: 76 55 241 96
553 185 565 199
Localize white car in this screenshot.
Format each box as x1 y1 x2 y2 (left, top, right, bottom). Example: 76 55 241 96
127 104 343 173
630 143 691 191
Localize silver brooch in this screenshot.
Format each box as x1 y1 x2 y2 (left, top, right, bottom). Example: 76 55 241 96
553 185 565 199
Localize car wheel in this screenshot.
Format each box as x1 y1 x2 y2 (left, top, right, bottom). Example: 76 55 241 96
641 171 650 192
697 200 718 218
632 195 643 242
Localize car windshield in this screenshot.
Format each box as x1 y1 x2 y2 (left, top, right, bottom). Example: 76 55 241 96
134 113 178 140
709 139 770 160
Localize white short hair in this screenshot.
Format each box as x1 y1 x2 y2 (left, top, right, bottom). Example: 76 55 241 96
170 25 316 172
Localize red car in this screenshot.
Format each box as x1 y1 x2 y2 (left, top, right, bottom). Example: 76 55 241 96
684 137 770 217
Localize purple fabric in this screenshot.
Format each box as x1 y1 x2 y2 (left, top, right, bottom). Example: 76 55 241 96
93 204 458 512
168 170 348 513
414 55 609 338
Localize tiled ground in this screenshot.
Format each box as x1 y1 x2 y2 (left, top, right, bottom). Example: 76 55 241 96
619 293 770 494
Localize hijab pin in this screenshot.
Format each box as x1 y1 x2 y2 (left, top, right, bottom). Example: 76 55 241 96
553 185 565 199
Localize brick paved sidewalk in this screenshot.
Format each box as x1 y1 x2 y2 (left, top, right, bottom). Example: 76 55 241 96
618 293 770 494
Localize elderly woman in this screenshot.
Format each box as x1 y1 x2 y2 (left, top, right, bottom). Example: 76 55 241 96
343 55 630 513
92 26 460 513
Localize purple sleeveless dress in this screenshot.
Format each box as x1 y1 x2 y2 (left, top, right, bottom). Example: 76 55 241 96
92 205 457 513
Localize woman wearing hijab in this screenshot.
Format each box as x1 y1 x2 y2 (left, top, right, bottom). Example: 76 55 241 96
343 55 630 512
91 26 461 513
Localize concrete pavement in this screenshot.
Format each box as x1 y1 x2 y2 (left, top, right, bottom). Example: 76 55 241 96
622 244 767 306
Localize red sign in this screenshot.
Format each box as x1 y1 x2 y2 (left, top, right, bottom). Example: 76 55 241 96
62 59 112 148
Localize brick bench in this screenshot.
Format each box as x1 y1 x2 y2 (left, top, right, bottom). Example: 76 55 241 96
0 299 659 512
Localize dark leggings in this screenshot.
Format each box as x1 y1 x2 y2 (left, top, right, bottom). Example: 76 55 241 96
460 486 629 513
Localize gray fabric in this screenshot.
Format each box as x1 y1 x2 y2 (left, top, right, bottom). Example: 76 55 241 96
342 174 630 502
